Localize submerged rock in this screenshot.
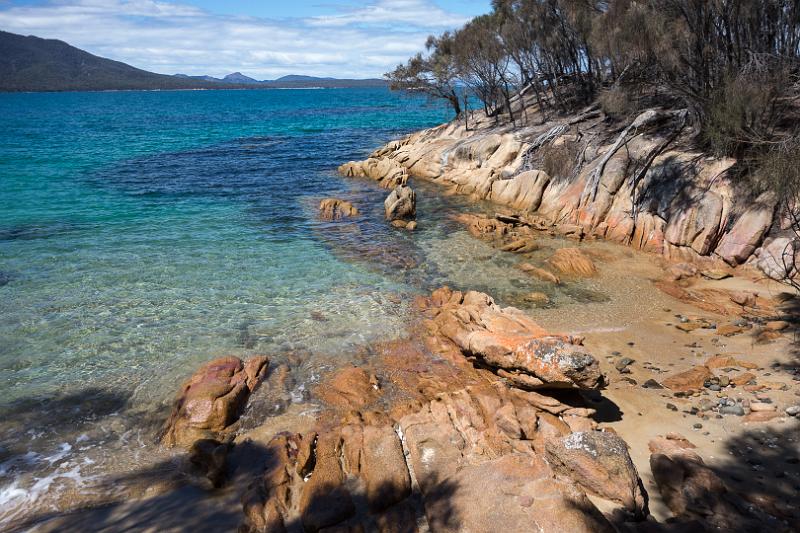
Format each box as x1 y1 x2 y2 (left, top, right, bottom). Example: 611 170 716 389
518 262 561 284
160 355 269 448
547 248 598 277
319 198 359 220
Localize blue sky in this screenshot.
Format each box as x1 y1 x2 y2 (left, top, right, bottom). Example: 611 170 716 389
0 0 491 78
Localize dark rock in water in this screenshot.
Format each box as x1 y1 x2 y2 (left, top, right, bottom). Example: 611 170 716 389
0 272 11 287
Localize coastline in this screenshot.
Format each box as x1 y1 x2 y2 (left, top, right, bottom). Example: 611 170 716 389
339 105 788 279
14 122 795 531
8 108 800 531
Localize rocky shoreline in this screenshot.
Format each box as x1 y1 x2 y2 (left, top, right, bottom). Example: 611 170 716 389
148 279 798 532
21 118 800 532
339 107 794 281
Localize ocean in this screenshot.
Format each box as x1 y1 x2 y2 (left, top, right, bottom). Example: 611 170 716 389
0 87 628 525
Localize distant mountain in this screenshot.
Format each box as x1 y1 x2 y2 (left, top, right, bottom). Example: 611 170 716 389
0 30 388 92
0 31 227 92
174 73 219 82
264 75 387 88
171 73 388 89
223 72 259 84
275 75 336 82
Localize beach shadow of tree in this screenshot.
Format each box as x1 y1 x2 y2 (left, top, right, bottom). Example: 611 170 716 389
10 432 461 533
0 388 133 460
7 438 277 533
272 475 458 533
768 292 800 368
633 292 800 531
712 422 800 530
703 293 800 530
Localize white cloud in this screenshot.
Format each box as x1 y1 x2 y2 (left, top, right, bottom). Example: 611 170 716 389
308 0 469 28
0 0 469 79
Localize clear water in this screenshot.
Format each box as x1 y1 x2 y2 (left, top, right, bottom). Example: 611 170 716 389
0 88 457 524
0 88 669 525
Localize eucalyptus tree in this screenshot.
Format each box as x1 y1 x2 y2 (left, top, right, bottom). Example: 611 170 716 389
385 32 462 117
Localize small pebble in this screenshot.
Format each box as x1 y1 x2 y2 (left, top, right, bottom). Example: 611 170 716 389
720 405 745 416
641 379 663 389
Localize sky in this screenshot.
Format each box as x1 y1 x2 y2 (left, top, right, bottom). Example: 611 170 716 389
0 0 491 79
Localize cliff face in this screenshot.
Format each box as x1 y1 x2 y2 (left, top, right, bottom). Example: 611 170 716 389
341 107 792 279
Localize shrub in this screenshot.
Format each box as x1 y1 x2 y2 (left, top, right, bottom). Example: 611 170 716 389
541 141 579 179
598 87 635 120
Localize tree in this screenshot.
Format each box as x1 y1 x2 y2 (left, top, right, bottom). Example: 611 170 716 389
453 14 511 119
385 33 462 117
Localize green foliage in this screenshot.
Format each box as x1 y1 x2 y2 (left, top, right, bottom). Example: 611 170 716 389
385 32 462 117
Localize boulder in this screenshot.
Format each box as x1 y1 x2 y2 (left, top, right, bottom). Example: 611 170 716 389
427 288 603 389
489 170 550 211
424 454 614 533
384 185 416 221
547 248 598 277
545 431 647 517
160 355 269 448
664 190 723 255
662 366 713 392
648 435 780 530
755 237 797 281
339 157 408 188
319 198 359 220
398 391 615 533
189 438 230 488
300 432 356 531
315 366 380 412
518 263 561 284
360 425 412 511
666 262 698 281
715 193 775 265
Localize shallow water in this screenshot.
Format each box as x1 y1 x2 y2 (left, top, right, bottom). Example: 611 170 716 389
0 88 669 526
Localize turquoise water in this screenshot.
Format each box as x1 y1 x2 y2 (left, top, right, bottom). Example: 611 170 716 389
0 88 464 521
0 88 452 404
0 88 644 524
